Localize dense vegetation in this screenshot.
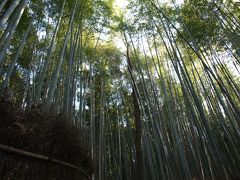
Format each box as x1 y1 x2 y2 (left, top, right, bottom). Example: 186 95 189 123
0 0 240 179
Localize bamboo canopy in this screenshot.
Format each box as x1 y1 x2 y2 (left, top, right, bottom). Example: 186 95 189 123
0 0 239 179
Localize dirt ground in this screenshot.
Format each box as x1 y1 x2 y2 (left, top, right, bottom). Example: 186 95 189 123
0 99 93 179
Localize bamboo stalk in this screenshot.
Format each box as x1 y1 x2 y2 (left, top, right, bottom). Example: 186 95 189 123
0 144 91 180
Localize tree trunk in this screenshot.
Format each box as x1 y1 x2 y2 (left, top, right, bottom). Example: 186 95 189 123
34 0 66 104
126 45 144 180
1 17 33 92
43 0 78 112
0 0 27 68
0 0 8 14
0 0 21 29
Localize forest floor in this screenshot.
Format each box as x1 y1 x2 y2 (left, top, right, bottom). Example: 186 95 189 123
0 98 93 179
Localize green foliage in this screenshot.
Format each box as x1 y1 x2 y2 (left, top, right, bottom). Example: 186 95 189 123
0 0 240 179
179 0 220 46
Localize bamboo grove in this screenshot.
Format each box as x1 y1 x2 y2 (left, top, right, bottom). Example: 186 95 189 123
0 0 240 179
